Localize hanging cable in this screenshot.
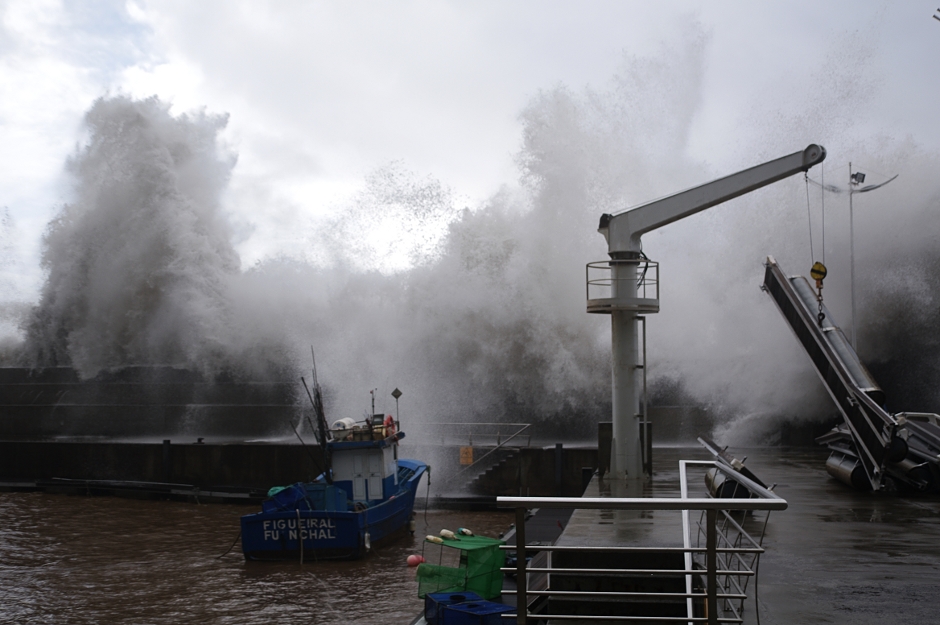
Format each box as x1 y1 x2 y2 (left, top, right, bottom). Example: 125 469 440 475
804 173 815 264
423 466 431 526
806 168 828 326
820 162 825 265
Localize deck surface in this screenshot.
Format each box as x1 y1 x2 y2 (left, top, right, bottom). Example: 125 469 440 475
551 446 940 625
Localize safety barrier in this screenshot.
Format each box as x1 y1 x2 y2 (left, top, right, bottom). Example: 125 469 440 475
498 460 786 624
418 422 532 449
586 258 659 314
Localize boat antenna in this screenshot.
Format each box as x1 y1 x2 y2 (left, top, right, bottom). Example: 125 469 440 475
302 348 332 484
301 376 332 484
368 389 377 435
282 412 321 475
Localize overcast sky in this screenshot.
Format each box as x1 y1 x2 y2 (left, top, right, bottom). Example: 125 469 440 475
2 0 939 304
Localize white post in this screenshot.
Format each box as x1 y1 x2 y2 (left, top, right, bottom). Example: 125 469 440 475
610 257 642 480
849 162 857 350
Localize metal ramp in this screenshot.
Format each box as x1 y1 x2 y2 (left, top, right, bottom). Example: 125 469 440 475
762 256 940 492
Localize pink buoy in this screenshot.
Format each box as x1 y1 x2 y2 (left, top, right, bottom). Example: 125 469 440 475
407 554 425 567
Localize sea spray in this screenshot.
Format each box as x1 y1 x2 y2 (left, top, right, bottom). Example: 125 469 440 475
21 96 244 378
15 32 940 444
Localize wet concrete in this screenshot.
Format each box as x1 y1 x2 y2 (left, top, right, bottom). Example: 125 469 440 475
744 447 940 625
556 453 690 550
557 446 940 624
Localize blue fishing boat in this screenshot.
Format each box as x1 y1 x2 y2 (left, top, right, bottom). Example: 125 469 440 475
240 435 427 560
241 365 428 561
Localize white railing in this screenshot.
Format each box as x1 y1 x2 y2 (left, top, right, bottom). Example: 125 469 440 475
417 422 532 448
584 259 659 302
497 461 786 624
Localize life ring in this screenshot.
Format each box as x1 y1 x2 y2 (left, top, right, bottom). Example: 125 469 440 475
384 415 396 437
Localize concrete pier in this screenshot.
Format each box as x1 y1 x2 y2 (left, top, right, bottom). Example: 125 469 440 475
549 446 940 624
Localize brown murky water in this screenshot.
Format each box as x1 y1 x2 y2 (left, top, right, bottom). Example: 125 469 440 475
6 448 940 624
0 492 511 624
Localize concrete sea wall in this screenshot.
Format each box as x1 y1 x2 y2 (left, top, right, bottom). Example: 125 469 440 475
0 366 300 441
0 441 325 490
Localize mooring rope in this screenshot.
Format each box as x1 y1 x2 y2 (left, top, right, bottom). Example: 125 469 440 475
424 465 432 526
297 509 303 566
217 529 242 558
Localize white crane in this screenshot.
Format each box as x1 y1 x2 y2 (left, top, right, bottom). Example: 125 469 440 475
591 144 827 481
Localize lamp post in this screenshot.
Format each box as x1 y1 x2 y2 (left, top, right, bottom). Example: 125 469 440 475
847 163 897 350
849 163 861 349
391 388 402 429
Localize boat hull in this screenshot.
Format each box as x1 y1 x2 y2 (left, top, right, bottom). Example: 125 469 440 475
241 460 426 561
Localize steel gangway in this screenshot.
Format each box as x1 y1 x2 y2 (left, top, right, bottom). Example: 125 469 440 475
762 256 940 492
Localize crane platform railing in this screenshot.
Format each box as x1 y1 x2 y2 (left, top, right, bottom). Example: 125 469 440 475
586 258 660 314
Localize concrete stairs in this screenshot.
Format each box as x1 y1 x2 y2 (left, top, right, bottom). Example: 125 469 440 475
467 449 522 495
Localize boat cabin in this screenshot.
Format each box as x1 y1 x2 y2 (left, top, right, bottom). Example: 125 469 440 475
329 415 401 504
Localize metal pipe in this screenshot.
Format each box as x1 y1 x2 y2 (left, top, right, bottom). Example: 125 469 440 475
491 616 737 623
509 567 754 576
681 461 695 625
515 506 527 625
611 258 642 479
849 161 857 350
497 545 763 554
502 590 748 599
707 509 718 625
496 496 788 511
641 315 651 476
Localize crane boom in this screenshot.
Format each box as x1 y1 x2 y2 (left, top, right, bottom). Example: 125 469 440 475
599 144 826 253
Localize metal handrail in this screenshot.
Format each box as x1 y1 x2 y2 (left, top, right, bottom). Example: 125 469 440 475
419 422 532 447
425 423 532 487
497 496 785 511
586 259 660 302
503 567 755 576
497 460 786 625
498 545 764 554
681 460 778 623
499 618 742 623
502 591 749 599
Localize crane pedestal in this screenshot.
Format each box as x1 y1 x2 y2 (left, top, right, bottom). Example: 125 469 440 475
587 256 658 479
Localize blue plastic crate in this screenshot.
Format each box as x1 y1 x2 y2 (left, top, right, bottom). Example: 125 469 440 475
440 600 516 625
424 592 484 625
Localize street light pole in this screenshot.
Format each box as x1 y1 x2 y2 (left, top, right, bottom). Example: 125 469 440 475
391 388 402 429
849 162 857 349
847 164 898 352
